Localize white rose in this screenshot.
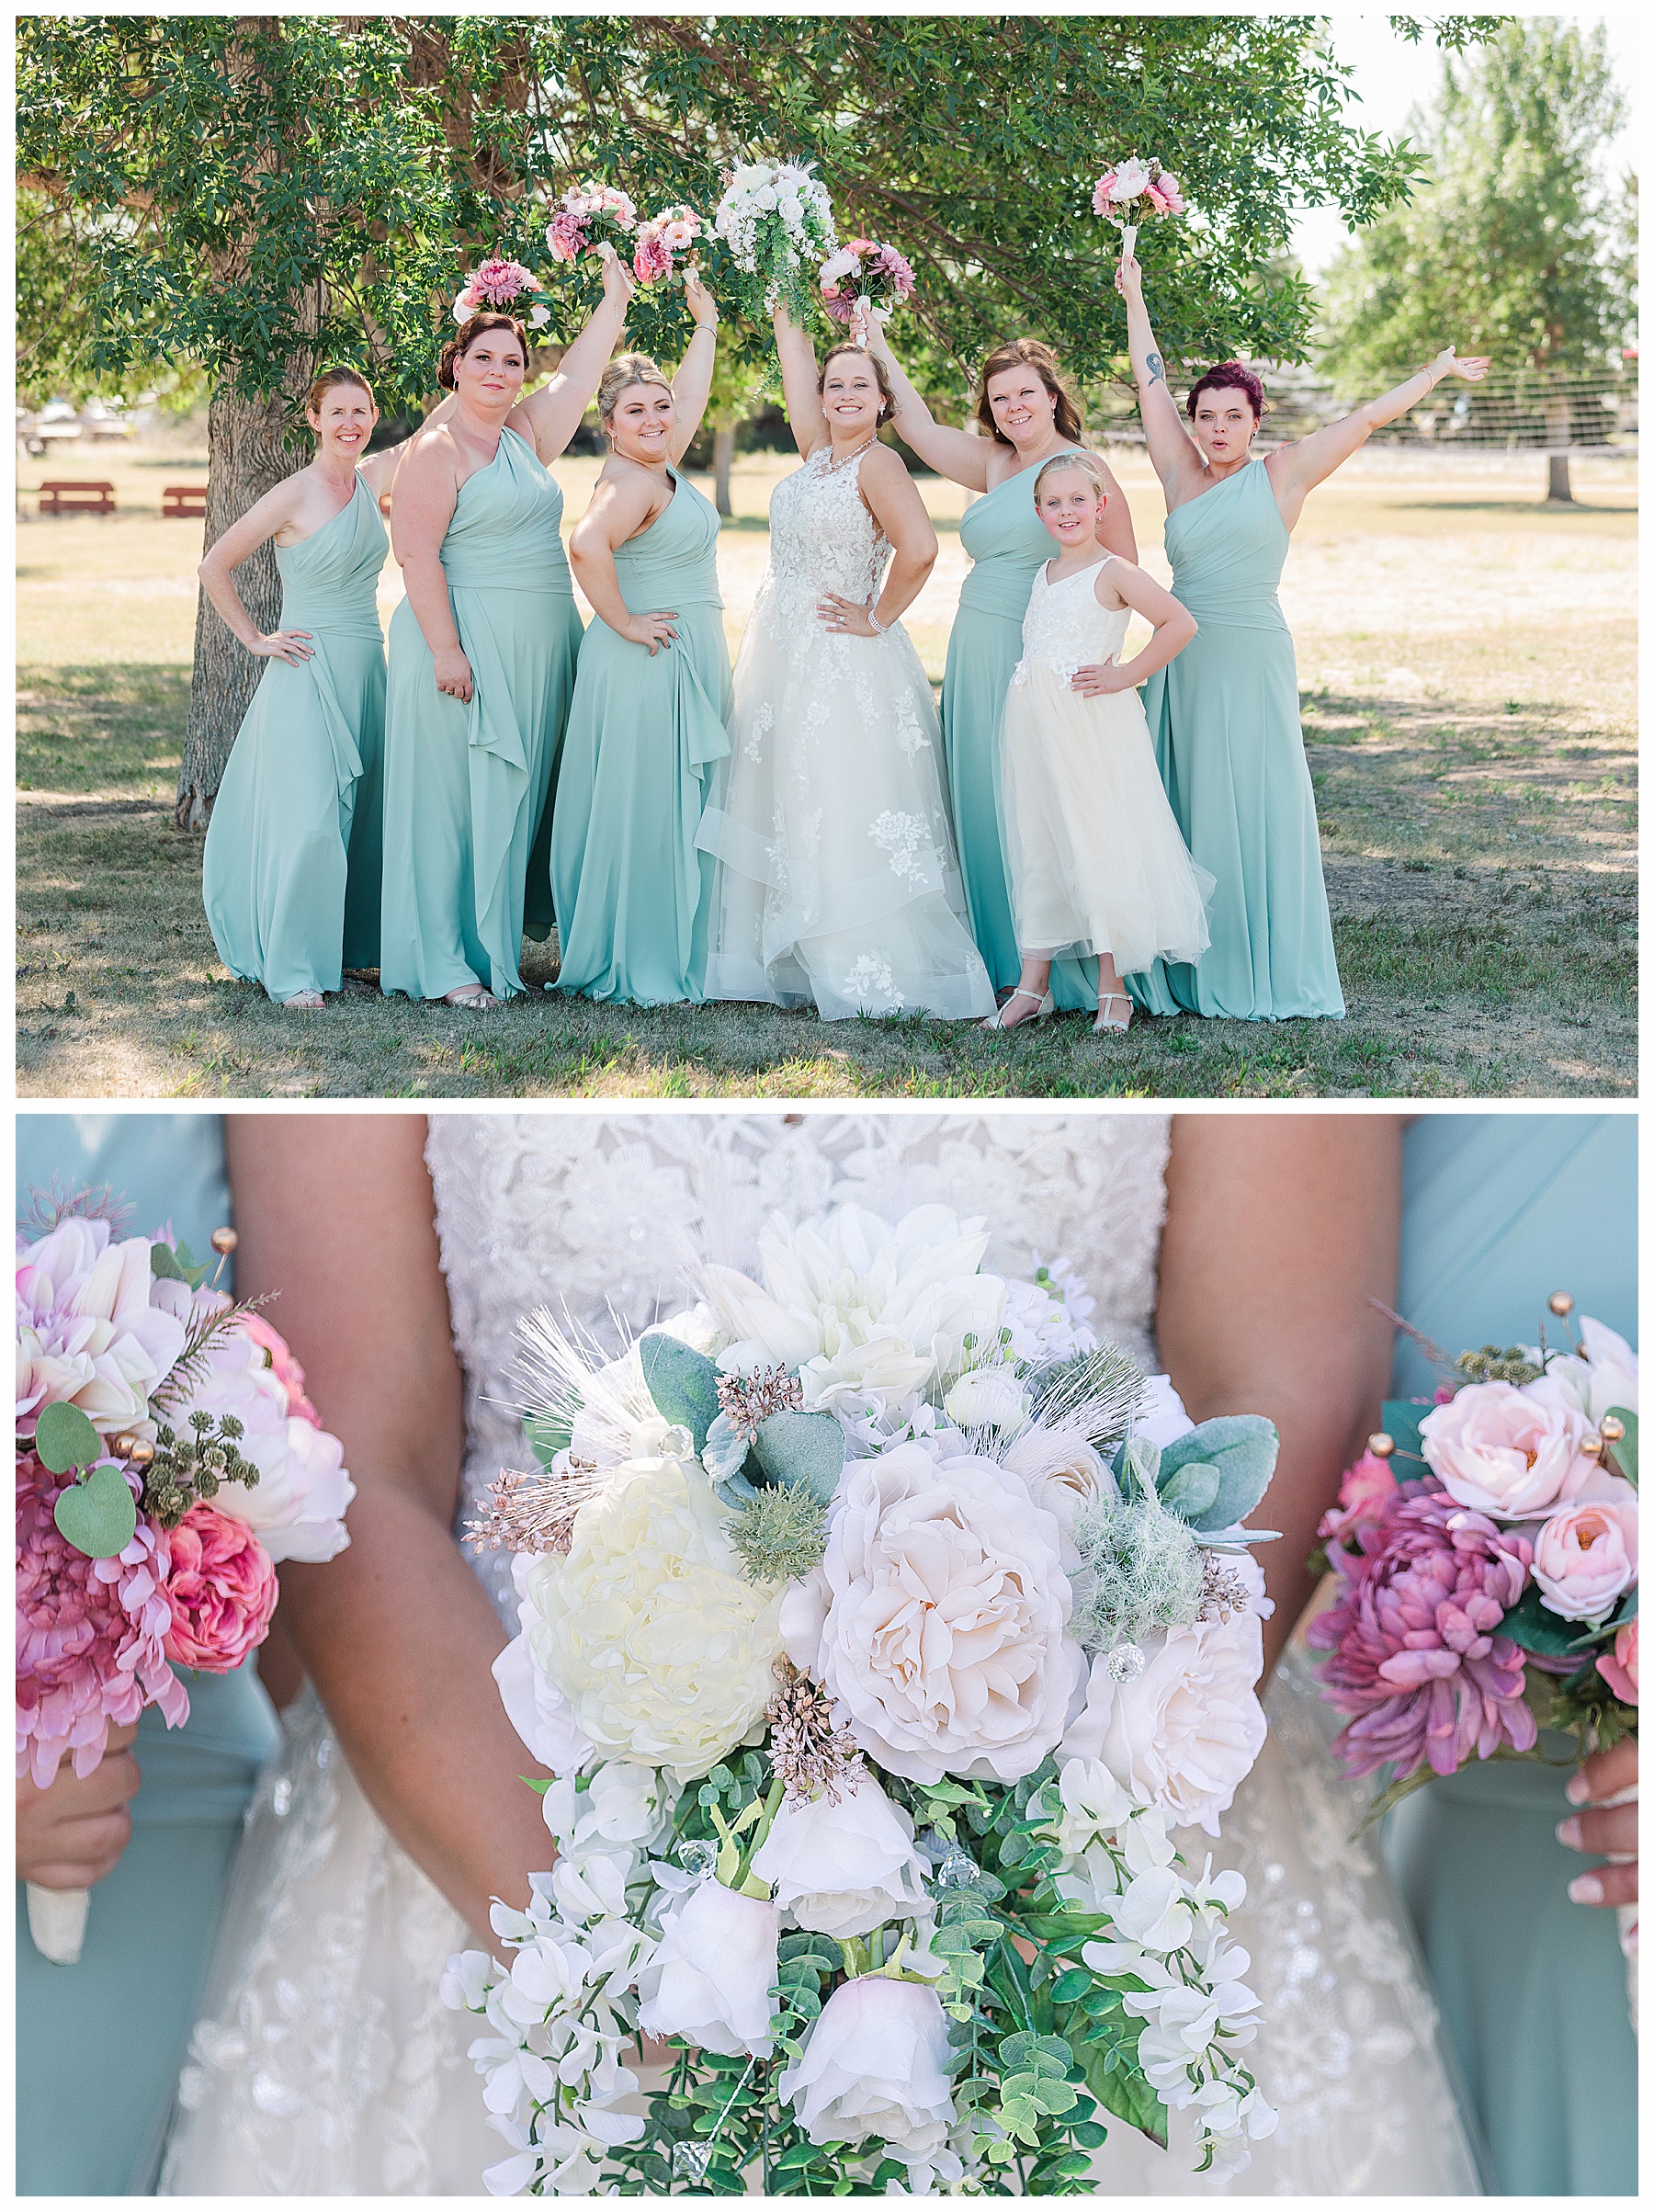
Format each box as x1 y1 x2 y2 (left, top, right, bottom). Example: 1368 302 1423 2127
778 194 803 221
1061 1607 1265 1837
1000 1425 1115 1556
749 1775 931 1938
1136 1371 1196 1449
1111 157 1152 201
493 1603 595 1777
1527 1316 1638 1428
168 1337 355 1561
778 1976 956 2165
943 1367 1029 1433
782 1443 1085 1784
635 1877 779 2057
514 1458 784 1784
755 186 778 211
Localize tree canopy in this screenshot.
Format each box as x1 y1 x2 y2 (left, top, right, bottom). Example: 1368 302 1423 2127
19 12 1439 416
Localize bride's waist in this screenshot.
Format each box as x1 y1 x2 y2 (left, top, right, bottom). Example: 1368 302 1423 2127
760 567 883 607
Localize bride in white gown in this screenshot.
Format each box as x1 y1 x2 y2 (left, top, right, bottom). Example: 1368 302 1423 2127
696 313 995 1021
160 1112 1479 2195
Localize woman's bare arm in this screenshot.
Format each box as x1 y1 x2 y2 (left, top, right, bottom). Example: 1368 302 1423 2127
772 303 830 459
865 325 991 490
570 470 679 652
1267 348 1491 527
1157 1114 1402 1675
1093 458 1139 562
197 476 314 661
389 432 472 701
1114 249 1206 499
225 1115 553 1938
510 254 635 462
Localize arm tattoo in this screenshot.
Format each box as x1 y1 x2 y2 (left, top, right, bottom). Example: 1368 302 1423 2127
1146 350 1165 387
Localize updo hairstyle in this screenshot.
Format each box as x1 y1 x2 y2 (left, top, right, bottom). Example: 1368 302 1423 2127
818 344 894 424
437 313 527 392
596 352 674 428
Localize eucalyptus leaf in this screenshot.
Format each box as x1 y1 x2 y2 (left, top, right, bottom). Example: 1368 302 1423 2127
702 1410 752 1488
639 1333 721 1452
52 1463 138 1559
750 1410 845 1503
1379 1399 1431 1465
1156 1416 1279 1533
1157 1462 1221 1521
34 1399 102 1476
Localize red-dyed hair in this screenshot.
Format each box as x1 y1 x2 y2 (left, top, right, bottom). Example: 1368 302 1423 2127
1185 360 1265 422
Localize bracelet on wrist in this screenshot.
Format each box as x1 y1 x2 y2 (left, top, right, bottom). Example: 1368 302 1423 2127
867 606 889 636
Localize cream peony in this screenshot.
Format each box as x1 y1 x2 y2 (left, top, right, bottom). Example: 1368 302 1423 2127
1420 1381 1590 1518
999 1424 1116 1557
515 1458 784 1784
749 1775 931 1938
781 1443 1085 1784
778 1976 956 2166
1061 1605 1266 1837
635 1877 779 2057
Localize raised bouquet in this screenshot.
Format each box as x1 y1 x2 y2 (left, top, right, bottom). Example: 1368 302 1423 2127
16 1189 354 1963
546 179 639 269
445 1203 1282 2193
634 204 705 287
452 256 556 334
819 237 916 346
712 155 837 326
1308 1296 1637 1999
1091 156 1185 256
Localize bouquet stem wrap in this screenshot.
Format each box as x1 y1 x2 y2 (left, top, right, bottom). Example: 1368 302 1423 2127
26 1879 89 1965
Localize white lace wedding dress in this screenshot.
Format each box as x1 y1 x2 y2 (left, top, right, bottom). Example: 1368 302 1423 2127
159 1113 1479 2195
696 445 996 1020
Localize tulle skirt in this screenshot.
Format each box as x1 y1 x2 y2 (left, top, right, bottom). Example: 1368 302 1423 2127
1001 664 1213 975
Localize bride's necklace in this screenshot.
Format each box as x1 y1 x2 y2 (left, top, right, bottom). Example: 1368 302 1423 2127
821 432 878 472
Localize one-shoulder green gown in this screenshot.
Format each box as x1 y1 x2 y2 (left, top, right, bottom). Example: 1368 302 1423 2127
16 1113 280 2196
380 425 582 1002
1129 457 1344 1021
551 466 732 1004
943 468 1100 1014
1387 1113 1637 2195
201 476 388 999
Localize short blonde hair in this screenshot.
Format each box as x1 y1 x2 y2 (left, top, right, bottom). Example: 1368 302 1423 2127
1032 449 1107 504
597 351 672 427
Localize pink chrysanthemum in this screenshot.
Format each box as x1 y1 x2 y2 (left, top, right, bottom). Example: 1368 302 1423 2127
16 1448 186 1787
1307 1482 1536 1780
463 256 535 310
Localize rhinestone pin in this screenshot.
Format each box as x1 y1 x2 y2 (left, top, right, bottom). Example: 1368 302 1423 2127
1106 1642 1147 1685
673 2140 714 2182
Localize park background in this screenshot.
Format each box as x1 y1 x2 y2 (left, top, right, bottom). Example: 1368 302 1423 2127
15 13 1637 1101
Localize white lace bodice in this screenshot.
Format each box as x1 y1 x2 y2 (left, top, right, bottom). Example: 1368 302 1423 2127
763 442 890 605
426 1112 1171 1623
1012 559 1131 687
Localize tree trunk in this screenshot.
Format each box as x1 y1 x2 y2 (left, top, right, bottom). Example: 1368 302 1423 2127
713 424 735 518
1546 394 1573 505
1546 451 1573 503
174 378 305 829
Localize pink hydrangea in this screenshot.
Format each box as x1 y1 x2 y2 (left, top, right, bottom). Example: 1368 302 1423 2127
1307 1484 1536 1780
16 1448 187 1787
237 1310 321 1428
161 1503 279 1671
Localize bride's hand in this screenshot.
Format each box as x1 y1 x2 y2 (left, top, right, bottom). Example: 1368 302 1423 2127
1071 656 1134 697
819 592 879 638
17 1723 141 1889
1560 1734 1637 1911
626 609 679 655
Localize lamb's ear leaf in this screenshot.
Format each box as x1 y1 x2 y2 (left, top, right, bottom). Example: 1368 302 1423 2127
1158 1416 1278 1533
1158 1462 1220 1522
639 1333 721 1452
34 1400 103 1477
1112 1435 1160 1500
751 1411 845 1503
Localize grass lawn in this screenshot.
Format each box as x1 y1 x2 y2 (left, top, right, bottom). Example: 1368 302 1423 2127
15 439 1637 1099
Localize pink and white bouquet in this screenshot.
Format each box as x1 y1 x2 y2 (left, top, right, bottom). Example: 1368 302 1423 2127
1092 155 1186 256
451 255 555 333
633 203 704 287
444 1203 1281 2193
819 237 916 343
1308 1299 1637 1991
546 179 639 268
16 1192 354 1963
712 155 837 326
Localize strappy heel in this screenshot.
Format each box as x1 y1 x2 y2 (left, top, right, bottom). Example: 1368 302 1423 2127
1094 993 1134 1033
981 987 1056 1032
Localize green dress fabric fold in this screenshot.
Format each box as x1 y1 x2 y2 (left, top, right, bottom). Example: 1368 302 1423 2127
552 466 732 1004
380 426 583 1001
943 467 1099 1013
1128 458 1344 1021
201 476 388 998
15 1114 280 2197
1386 1113 1637 2195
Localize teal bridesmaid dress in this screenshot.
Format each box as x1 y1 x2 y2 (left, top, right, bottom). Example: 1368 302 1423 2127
201 476 389 998
16 1114 281 2196
942 469 1100 1014
551 466 732 1004
1129 457 1345 1022
1386 1113 1637 2195
380 425 583 1002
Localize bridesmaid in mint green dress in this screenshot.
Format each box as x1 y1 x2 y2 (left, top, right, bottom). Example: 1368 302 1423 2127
556 294 731 1003
16 1113 280 2195
870 330 1136 1016
380 261 634 1008
1113 250 1490 1022
198 370 399 1006
1387 1113 1637 2195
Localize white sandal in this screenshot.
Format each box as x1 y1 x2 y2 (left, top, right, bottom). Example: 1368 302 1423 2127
981 987 1055 1032
1094 993 1134 1033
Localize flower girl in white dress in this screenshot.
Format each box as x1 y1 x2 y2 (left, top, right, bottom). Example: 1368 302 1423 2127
990 452 1213 1034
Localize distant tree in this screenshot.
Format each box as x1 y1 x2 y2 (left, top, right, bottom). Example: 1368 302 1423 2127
1318 17 1637 500
18 14 1428 818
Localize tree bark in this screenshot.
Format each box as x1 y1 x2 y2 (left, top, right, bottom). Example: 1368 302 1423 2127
174 377 306 829
713 424 735 518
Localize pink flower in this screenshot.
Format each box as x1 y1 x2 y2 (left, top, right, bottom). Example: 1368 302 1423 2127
1531 1493 1637 1622
1147 172 1185 216
17 1217 187 1435
1598 1617 1638 1705
161 1503 278 1671
1318 1448 1400 1547
633 232 670 283
465 256 535 309
237 1311 321 1428
16 1448 186 1787
546 210 586 263
1091 172 1119 217
1306 1484 1536 1780
1419 1380 1589 1518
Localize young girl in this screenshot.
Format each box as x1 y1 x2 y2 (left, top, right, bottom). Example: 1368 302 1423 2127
987 451 1212 1032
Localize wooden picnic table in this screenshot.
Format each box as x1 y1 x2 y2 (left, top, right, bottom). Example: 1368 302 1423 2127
163 484 209 519
39 481 116 516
